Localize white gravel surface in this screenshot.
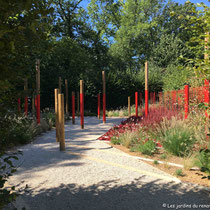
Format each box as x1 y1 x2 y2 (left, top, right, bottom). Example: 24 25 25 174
5 117 210 210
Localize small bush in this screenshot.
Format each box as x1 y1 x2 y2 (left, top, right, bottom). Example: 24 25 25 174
153 160 159 165
194 149 210 174
137 140 157 156
162 127 196 157
119 131 139 148
0 151 22 209
175 169 184 177
160 154 167 160
111 136 121 145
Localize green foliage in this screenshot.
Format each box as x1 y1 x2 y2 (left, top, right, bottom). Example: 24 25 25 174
153 160 159 165
179 2 210 79
160 154 167 160
0 114 33 149
195 149 210 174
162 65 192 91
0 151 22 209
111 136 121 145
42 110 56 129
137 140 157 156
162 126 196 157
175 169 184 177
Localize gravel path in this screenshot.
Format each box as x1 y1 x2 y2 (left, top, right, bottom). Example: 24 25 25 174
6 117 210 210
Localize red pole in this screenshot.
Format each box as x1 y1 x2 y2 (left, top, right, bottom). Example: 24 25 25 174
72 92 75 124
184 85 189 119
37 94 40 123
145 61 149 117
18 98 21 112
102 71 106 123
103 93 106 122
97 93 100 119
24 97 28 116
204 79 209 117
80 80 84 129
135 92 138 117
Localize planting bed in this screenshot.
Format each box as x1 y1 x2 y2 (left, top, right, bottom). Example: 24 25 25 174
108 143 210 188
98 116 142 141
98 108 209 188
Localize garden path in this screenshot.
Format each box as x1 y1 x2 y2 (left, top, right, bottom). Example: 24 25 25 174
6 117 210 210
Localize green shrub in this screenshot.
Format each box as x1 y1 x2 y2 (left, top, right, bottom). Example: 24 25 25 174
111 136 121 145
42 110 56 129
194 149 210 174
119 132 139 148
153 160 159 165
162 127 196 157
0 151 22 209
137 140 157 156
175 169 184 177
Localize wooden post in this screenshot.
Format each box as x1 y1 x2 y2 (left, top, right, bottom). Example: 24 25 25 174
184 85 189 119
128 96 131 117
97 93 100 119
77 91 79 117
80 80 84 129
135 92 138 117
36 59 40 124
65 79 69 115
72 91 75 124
145 61 149 117
59 77 62 93
102 71 106 123
58 93 65 151
24 78 28 116
55 89 60 142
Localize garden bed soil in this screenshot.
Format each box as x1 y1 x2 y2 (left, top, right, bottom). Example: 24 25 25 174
108 143 210 188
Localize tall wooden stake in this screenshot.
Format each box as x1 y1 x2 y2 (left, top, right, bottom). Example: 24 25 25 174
58 93 65 151
102 71 106 123
36 59 40 124
72 91 75 124
65 79 69 115
145 61 149 117
128 96 131 117
24 78 28 116
55 89 60 142
80 80 84 129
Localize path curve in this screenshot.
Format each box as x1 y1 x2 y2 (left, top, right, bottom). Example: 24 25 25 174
6 117 210 210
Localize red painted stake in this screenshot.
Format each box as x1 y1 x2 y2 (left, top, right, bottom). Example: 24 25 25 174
145 90 149 116
24 97 28 116
18 98 21 112
36 94 40 124
80 93 84 129
204 79 209 118
135 92 138 117
103 93 106 123
184 85 189 119
72 92 75 124
97 93 100 119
